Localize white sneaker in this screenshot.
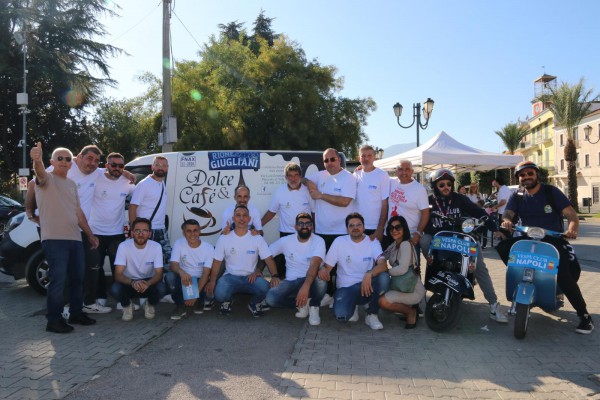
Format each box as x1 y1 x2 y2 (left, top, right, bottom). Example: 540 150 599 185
365 313 383 330
83 302 112 314
257 299 270 311
122 303 134 321
159 294 174 304
490 302 508 323
295 303 309 318
117 302 140 311
349 306 359 322
308 306 321 326
62 305 70 320
143 301 155 319
320 293 333 308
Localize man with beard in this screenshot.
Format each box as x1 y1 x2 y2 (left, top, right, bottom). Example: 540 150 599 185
89 153 135 308
265 213 327 325
110 218 167 321
420 168 508 324
499 161 593 334
320 212 389 330
221 185 263 235
129 156 171 267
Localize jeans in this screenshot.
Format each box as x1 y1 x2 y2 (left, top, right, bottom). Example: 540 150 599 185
109 279 168 306
42 240 85 322
214 274 270 305
151 229 172 270
95 234 125 300
265 277 327 308
333 271 389 321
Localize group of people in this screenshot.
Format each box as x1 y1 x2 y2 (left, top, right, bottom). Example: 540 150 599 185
29 143 593 335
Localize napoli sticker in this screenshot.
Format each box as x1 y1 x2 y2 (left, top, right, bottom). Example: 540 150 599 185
544 205 552 213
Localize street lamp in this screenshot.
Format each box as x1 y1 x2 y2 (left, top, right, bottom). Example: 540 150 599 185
584 124 599 144
14 30 29 190
374 146 384 160
393 98 434 147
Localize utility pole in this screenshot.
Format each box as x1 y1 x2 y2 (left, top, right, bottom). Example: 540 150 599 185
161 0 175 152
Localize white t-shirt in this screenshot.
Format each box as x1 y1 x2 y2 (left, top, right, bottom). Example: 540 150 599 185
388 179 429 233
497 185 512 214
213 231 272 276
130 175 167 230
170 237 214 277
89 173 135 235
51 165 103 220
115 239 164 279
325 235 383 288
353 168 389 230
221 203 263 230
269 234 326 281
466 193 481 204
267 184 313 233
309 169 356 235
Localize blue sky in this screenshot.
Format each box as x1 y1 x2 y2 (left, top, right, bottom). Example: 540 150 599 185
99 0 600 155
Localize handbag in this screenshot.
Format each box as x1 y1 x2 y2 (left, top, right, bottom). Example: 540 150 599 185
389 243 418 293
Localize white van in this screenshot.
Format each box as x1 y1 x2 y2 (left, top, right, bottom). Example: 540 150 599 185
0 150 332 294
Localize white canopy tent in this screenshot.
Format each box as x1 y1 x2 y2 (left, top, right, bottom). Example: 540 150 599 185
374 131 523 175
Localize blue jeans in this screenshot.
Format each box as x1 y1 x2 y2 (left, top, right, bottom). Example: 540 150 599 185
214 274 270 305
333 272 390 321
265 277 327 308
109 279 168 306
42 240 85 322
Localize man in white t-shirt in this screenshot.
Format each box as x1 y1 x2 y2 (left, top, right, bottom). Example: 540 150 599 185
221 185 263 234
492 177 511 216
110 217 168 321
320 212 390 330
265 212 327 325
261 162 313 278
89 152 135 309
129 156 171 267
206 205 280 317
167 219 215 320
353 145 389 242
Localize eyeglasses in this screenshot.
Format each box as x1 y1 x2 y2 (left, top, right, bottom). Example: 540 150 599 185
389 224 403 232
133 229 151 234
323 157 337 163
296 221 313 228
348 222 363 229
437 182 452 189
518 171 535 178
109 162 125 169
56 156 72 162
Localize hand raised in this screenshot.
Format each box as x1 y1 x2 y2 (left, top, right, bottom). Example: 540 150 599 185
30 142 42 162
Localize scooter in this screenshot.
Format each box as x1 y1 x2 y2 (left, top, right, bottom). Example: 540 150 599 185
505 225 563 339
424 213 487 332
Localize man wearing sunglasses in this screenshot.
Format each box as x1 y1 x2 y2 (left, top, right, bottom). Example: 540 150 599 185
499 161 593 334
265 213 327 325
421 168 508 324
30 142 99 333
88 153 135 309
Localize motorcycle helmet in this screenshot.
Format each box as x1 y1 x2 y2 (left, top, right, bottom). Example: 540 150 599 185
514 161 539 177
430 168 456 196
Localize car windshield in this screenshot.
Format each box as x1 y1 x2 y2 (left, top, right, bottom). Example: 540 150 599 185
0 195 22 207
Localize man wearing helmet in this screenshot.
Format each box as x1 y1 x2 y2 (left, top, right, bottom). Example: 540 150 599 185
420 168 508 324
499 161 593 334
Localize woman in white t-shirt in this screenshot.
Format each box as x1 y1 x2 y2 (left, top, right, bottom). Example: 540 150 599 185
466 182 482 204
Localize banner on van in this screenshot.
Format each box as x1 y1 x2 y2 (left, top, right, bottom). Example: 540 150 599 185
208 151 260 171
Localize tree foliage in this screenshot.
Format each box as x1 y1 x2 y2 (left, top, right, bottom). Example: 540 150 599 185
547 78 597 211
495 122 529 184
172 17 375 159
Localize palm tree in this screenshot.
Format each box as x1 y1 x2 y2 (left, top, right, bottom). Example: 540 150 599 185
495 122 529 184
546 79 597 212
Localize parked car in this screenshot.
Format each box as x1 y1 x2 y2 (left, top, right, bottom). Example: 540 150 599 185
0 195 25 235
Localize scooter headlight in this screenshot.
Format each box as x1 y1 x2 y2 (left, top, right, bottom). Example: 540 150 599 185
523 268 535 283
526 227 546 240
461 218 475 233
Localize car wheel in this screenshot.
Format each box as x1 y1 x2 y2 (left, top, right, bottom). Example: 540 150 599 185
25 249 49 296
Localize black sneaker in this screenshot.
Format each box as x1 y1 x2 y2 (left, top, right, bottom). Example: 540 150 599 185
204 299 214 311
219 301 232 315
46 319 74 334
170 305 187 320
247 303 264 318
68 312 97 326
576 315 594 334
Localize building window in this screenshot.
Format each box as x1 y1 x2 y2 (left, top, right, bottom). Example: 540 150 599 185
585 154 590 167
574 127 579 141
560 134 564 146
576 152 580 168
594 186 599 204
560 159 565 170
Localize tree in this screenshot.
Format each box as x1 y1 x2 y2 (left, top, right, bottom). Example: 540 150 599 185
217 21 244 42
546 79 597 211
495 122 529 184
170 16 375 159
0 0 121 192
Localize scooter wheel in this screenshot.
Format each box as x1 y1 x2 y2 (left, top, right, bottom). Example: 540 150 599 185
425 292 462 332
514 303 530 339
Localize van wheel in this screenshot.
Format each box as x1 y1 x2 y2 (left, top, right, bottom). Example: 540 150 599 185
26 249 49 296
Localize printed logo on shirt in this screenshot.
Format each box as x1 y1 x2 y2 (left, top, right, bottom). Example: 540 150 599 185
346 255 352 264
120 192 127 197
145 262 154 268
333 188 342 193
285 202 291 209
100 190 108 199
289 252 295 261
544 204 552 213
246 250 256 255
368 185 378 190
229 248 236 255
302 202 310 206
362 257 372 262
197 262 205 267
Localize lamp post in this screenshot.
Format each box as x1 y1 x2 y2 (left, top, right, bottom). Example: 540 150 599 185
393 98 434 147
374 146 384 160
14 30 29 198
584 124 599 144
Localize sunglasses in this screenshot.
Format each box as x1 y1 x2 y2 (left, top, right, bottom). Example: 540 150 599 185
109 163 125 169
348 222 363 229
389 224 403 232
518 171 535 178
56 156 72 162
323 157 337 163
132 229 151 234
437 182 452 189
297 221 313 228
